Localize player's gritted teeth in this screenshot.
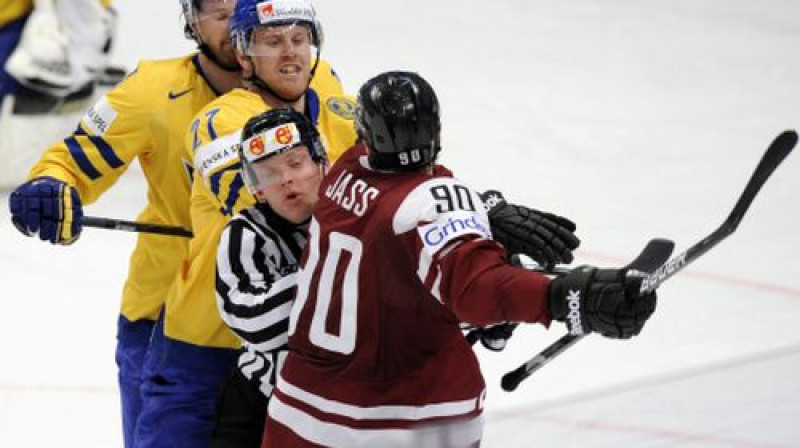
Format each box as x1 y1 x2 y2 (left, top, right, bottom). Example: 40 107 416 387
280 65 302 75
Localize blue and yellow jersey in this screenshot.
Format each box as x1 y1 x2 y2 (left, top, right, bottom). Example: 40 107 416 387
167 60 358 348
28 54 219 322
0 0 112 28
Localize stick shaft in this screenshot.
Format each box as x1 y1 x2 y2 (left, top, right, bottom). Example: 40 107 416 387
81 215 193 238
640 130 797 293
501 129 797 392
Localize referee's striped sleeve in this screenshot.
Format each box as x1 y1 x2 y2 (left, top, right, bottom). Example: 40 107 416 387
216 219 294 352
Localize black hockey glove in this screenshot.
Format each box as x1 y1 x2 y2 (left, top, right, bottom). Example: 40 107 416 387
547 266 657 339
480 190 579 268
466 323 517 351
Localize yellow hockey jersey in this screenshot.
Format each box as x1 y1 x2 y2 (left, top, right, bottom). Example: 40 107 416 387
0 0 112 27
167 61 358 348
29 54 220 322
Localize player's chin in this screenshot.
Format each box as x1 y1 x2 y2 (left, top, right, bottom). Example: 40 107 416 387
282 205 312 224
220 55 241 70
211 44 239 68
273 76 308 97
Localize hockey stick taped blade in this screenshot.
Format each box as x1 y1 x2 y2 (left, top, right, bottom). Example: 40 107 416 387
625 238 675 273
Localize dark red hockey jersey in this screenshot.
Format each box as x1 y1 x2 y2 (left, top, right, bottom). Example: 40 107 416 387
264 143 552 447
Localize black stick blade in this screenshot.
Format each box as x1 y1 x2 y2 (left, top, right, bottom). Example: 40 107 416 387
625 238 675 273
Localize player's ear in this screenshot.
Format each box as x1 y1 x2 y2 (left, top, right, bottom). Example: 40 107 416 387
235 52 252 76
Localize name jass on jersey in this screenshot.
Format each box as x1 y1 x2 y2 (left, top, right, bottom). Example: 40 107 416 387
324 169 379 217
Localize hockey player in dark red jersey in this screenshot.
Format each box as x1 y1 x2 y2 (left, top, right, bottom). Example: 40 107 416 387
263 71 658 448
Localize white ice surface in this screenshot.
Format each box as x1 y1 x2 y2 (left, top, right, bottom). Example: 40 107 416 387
1 1 800 446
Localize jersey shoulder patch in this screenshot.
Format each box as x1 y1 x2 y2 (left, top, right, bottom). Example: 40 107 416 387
325 95 355 120
81 94 118 136
393 177 491 255
194 130 242 180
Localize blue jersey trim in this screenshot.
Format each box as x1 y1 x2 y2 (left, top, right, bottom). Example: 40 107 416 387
225 170 245 216
210 162 243 216
306 88 320 125
90 135 125 169
192 54 221 96
74 124 123 170
65 136 102 180
210 169 224 200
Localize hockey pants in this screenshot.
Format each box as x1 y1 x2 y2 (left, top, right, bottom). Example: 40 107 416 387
134 315 238 448
116 315 156 448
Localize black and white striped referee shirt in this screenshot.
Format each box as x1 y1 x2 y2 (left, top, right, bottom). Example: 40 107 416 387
216 202 307 397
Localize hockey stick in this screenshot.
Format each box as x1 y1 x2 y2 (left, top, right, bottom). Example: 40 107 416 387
638 129 796 292
81 215 193 238
501 129 797 392
500 238 675 391
465 240 671 346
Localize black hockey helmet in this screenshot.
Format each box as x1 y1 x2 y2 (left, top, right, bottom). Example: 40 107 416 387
355 71 441 172
238 108 326 198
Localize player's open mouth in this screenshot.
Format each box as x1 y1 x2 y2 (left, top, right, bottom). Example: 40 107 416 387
280 65 301 75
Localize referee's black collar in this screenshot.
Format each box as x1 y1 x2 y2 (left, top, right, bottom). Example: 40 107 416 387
254 202 304 236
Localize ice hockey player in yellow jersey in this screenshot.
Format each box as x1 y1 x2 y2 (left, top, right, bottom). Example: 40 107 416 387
0 0 117 188
132 0 357 446
0 0 114 97
8 1 243 447
0 0 113 29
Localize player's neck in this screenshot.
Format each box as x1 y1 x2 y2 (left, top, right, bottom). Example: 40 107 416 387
197 53 242 95
257 90 305 114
